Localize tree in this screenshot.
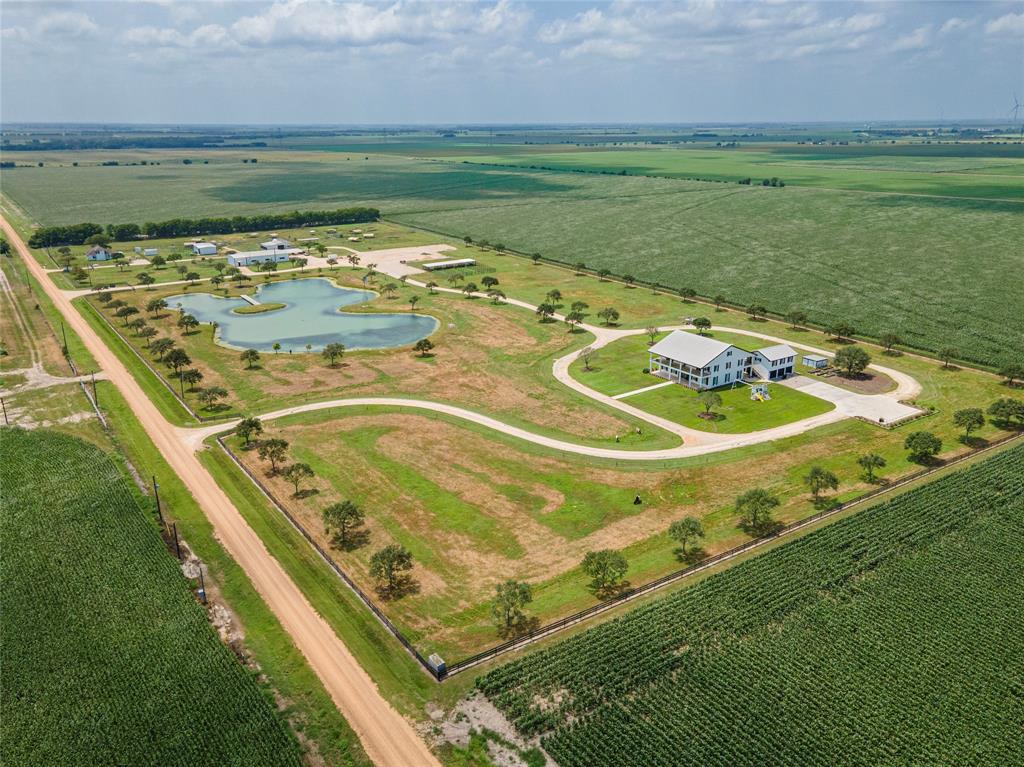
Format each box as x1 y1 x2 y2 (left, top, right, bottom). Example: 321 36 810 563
546 288 562 304
692 317 712 335
151 255 167 268
487 289 506 304
211 274 224 290
573 262 587 275
597 268 610 281
570 300 589 316
736 488 780 536
198 385 227 409
668 517 704 556
323 500 365 549
579 346 596 371
236 416 263 446
581 550 628 594
322 342 346 367
240 348 261 369
97 291 113 305
531 254 541 265
414 338 434 357
713 294 726 310
481 275 499 289
492 580 533 633
987 398 1024 426
645 325 660 344
999 362 1024 386
827 321 856 342
138 326 158 346
446 273 464 287
679 287 697 302
622 274 636 287
834 345 871 376
85 232 111 247
282 462 314 495
126 317 147 334
149 338 174 360
114 305 139 325
180 368 204 391
408 295 420 311
597 306 619 326
880 332 902 353
904 431 942 463
369 544 414 595
425 281 438 295
953 408 985 439
857 453 886 482
699 390 722 415
938 347 958 368
177 313 200 334
804 466 839 501
747 304 768 320
146 297 167 316
381 282 398 298
564 310 585 331
462 282 478 297
137 272 155 288
346 253 361 268
786 309 808 328
164 347 191 376
535 302 556 321
257 438 289 474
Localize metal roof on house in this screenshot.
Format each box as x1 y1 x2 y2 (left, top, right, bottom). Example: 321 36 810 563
648 330 738 368
756 343 797 362
803 354 828 362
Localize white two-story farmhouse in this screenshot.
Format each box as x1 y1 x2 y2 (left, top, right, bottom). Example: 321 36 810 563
648 331 796 391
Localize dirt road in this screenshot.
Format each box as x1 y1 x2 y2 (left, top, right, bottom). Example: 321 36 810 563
2 216 440 767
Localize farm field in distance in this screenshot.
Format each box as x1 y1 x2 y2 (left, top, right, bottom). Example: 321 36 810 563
476 444 1024 767
4 140 1023 365
0 429 303 767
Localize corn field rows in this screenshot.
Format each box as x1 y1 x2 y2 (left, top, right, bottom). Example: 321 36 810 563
0 428 302 767
478 444 1024 766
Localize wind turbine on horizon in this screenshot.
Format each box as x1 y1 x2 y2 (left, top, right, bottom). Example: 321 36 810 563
1011 94 1023 140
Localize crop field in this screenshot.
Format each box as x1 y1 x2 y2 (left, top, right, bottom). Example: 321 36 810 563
0 428 302 767
5 146 1023 364
476 443 1024 767
445 145 1024 199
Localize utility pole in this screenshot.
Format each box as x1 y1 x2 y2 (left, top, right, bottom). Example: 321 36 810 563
171 522 181 560
197 565 207 604
60 322 69 358
1 397 8 426
91 372 98 406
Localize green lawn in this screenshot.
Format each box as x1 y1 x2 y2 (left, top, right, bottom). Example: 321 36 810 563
627 378 834 433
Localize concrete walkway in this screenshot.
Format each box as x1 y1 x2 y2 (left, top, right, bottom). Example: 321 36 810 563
613 380 676 399
780 376 921 424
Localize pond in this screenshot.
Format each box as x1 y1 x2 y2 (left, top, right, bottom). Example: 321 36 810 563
165 278 438 352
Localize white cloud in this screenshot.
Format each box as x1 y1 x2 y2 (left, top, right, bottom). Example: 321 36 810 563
2 10 99 42
890 24 931 52
939 17 973 35
985 12 1024 37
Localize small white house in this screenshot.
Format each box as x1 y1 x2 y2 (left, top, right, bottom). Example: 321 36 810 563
260 237 292 250
751 344 797 380
191 242 217 256
648 331 754 390
86 245 113 262
803 354 829 369
227 248 302 268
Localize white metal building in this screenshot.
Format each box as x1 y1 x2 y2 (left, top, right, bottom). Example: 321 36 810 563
421 258 476 271
751 344 798 380
191 242 218 256
260 237 292 250
227 248 302 267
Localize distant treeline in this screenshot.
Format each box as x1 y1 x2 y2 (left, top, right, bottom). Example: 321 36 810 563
1 136 268 151
27 207 380 247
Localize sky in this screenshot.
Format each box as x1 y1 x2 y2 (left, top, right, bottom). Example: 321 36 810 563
1 0 1022 125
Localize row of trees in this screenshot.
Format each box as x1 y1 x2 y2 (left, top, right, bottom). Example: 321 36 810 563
96 292 229 409
27 207 380 247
